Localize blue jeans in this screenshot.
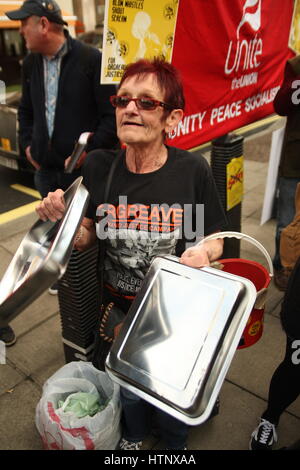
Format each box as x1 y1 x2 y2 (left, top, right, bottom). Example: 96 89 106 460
34 168 81 198
273 176 300 270
120 387 189 449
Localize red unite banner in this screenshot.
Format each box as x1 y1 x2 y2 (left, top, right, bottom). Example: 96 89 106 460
169 0 295 149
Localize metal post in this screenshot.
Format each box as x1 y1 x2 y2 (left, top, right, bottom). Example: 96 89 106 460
211 133 244 258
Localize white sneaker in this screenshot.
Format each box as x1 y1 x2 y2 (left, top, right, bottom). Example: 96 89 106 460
48 282 58 295
250 418 278 450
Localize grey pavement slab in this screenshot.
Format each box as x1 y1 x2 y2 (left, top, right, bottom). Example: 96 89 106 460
242 193 264 219
0 230 30 256
185 381 299 450
243 130 273 163
244 169 268 195
239 245 274 268
264 284 284 317
0 362 26 395
0 212 37 242
6 314 65 387
10 291 59 338
146 381 299 450
271 301 284 319
241 219 276 247
244 207 264 223
0 246 15 278
0 379 43 450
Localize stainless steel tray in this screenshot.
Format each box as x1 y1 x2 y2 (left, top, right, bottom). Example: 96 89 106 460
0 177 89 327
106 255 257 425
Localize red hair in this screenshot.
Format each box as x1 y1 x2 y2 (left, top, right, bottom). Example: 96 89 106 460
118 58 185 111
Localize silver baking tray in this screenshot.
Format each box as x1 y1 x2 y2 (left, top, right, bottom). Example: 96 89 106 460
106 255 257 425
0 177 89 327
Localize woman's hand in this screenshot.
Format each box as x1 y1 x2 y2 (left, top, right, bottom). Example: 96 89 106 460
35 189 65 222
180 238 223 268
36 191 96 251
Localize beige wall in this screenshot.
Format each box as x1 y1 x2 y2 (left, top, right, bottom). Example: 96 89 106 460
81 0 96 31
59 0 74 12
95 0 105 26
72 0 105 33
58 0 76 35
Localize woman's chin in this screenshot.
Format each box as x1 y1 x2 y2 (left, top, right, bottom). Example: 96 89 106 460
119 135 140 146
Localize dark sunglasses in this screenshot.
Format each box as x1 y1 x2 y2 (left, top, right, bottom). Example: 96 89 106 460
110 95 173 111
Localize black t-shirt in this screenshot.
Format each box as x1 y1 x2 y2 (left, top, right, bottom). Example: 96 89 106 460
82 146 227 299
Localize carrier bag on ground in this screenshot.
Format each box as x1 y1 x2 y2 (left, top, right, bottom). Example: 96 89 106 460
35 361 121 450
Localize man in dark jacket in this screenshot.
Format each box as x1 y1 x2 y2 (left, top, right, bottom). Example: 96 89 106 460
272 56 300 291
1 0 118 345
5 0 118 197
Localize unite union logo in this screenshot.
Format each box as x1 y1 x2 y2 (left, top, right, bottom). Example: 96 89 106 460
237 0 261 39
225 0 263 89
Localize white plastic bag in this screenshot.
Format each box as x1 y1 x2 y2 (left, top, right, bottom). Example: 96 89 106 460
35 361 121 450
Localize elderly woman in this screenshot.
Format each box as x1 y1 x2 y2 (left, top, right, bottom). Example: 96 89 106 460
36 58 227 450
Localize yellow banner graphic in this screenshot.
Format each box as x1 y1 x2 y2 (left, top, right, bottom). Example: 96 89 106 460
289 0 300 54
101 0 180 84
226 156 244 211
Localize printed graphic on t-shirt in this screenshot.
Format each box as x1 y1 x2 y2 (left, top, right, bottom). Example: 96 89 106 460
96 201 183 297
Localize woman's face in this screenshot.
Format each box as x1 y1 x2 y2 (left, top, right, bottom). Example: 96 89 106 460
116 73 170 148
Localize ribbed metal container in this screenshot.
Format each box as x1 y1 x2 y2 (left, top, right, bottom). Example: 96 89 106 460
58 244 100 362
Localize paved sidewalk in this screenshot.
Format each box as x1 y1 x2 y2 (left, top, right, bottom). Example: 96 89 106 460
0 120 299 450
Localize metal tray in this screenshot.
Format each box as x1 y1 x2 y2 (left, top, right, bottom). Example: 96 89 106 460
106 255 257 425
0 177 89 327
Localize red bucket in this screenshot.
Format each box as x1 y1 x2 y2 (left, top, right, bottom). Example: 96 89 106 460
218 258 271 348
201 232 273 349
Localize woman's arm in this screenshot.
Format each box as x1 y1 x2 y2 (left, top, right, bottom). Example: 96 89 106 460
74 217 97 251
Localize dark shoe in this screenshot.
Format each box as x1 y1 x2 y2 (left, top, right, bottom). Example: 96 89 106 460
249 418 278 450
273 268 289 291
48 282 59 295
0 326 17 347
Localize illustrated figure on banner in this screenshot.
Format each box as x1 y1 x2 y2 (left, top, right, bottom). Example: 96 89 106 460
132 12 166 60
105 28 126 74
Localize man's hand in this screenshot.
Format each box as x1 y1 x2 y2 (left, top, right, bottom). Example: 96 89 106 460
25 146 40 170
35 189 65 222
